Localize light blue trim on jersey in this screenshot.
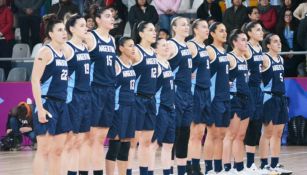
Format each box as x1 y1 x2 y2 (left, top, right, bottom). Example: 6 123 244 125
155 87 162 115
90 62 95 84
115 85 121 110
263 93 272 104
230 78 237 93
172 66 179 80
262 79 273 92
134 75 141 93
210 73 217 101
41 76 53 96
191 69 197 95
66 71 76 103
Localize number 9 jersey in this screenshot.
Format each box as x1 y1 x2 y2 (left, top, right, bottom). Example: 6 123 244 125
40 45 68 101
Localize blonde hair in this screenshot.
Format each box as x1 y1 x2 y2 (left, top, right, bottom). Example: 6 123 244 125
170 16 189 37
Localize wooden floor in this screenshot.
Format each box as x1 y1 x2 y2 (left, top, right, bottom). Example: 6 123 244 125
0 146 307 175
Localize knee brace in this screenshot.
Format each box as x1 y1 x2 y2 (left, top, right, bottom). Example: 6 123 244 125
117 142 131 161
175 127 190 158
106 140 121 161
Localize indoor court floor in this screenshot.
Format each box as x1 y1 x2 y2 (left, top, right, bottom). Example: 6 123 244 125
0 146 307 175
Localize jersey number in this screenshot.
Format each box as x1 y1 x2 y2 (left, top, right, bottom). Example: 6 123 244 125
170 80 174 90
206 59 210 69
106 55 112 66
84 63 90 74
151 67 157 78
130 80 135 90
280 73 283 82
61 70 68 80
226 64 229 74
188 58 193 68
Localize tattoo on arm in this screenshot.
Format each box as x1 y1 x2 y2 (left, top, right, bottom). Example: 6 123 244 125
37 58 43 61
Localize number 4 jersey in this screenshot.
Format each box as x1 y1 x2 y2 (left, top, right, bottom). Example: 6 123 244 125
40 45 68 101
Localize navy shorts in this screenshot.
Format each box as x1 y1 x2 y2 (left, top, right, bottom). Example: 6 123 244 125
210 99 231 127
230 93 251 120
67 91 91 133
34 98 72 136
152 105 176 144
249 85 263 120
262 93 289 125
135 94 156 131
175 87 193 127
91 85 115 127
192 86 211 124
108 103 136 139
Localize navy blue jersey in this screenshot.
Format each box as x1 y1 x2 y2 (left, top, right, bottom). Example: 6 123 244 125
228 52 250 96
133 44 158 95
209 45 230 101
247 43 263 86
168 38 193 90
115 57 136 107
262 53 285 94
155 59 175 109
89 30 116 87
66 41 91 92
41 45 68 101
189 40 211 89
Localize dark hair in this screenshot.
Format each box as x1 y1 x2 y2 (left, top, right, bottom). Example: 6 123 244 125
116 36 133 55
44 14 63 39
135 0 149 8
65 15 84 36
91 5 112 26
276 9 297 37
84 14 93 21
191 19 207 36
159 28 169 36
262 33 276 51
131 21 152 44
206 22 223 45
228 29 246 48
247 6 258 16
151 38 164 49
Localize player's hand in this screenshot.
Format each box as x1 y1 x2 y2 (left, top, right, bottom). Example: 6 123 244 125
38 108 49 123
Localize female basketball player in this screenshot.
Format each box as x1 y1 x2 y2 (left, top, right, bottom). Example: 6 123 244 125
62 15 92 175
167 16 193 175
204 22 229 174
32 15 70 175
222 29 250 174
243 21 264 173
129 21 158 175
149 38 175 175
85 6 117 175
259 34 292 175
105 37 136 175
186 19 211 175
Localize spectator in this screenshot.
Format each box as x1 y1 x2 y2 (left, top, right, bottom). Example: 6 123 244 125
153 0 181 32
197 0 223 22
297 13 307 76
293 0 307 20
49 0 79 20
223 0 248 33
85 14 95 30
6 102 36 147
276 9 304 77
158 28 170 39
0 0 14 57
128 0 159 29
246 6 260 23
109 0 128 37
258 0 278 32
15 0 44 47
280 0 297 13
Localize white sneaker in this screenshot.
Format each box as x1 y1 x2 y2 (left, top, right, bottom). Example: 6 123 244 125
206 170 216 175
215 170 228 175
245 163 262 175
272 164 293 175
228 169 239 175
259 165 279 175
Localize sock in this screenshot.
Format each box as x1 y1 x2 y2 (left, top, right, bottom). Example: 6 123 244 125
224 163 231 171
177 165 186 175
187 160 192 166
233 163 236 169
140 167 148 175
79 171 88 175
192 158 200 171
235 162 244 172
271 157 279 168
246 152 255 168
170 166 174 174
214 159 222 172
148 170 154 175
205 160 213 173
93 170 103 175
260 158 268 169
163 169 171 175
126 169 132 175
67 171 77 175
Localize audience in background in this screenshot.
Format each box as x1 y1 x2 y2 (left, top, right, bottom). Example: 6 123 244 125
197 0 222 22
49 0 79 20
293 0 307 20
258 0 277 32
223 0 248 33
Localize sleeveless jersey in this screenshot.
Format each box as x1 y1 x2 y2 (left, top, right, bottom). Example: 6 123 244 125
168 38 193 90
89 30 116 87
247 43 263 86
155 59 175 109
209 45 230 101
41 45 68 101
114 57 136 109
262 53 285 94
133 44 158 95
228 52 249 96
